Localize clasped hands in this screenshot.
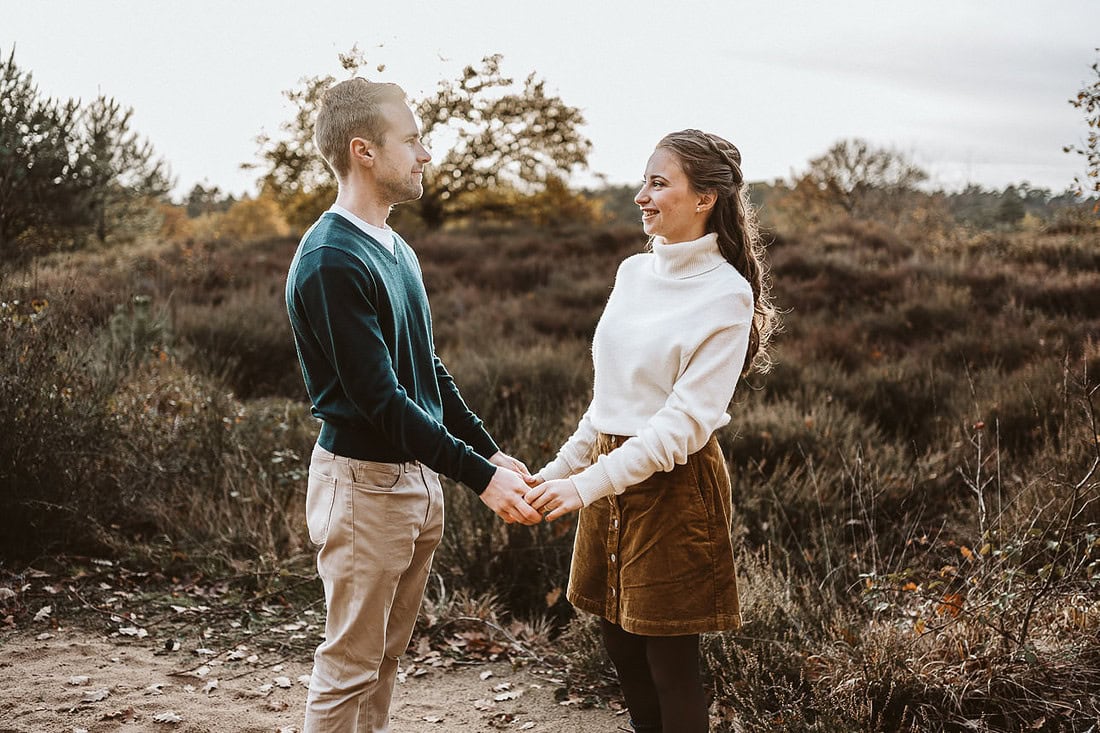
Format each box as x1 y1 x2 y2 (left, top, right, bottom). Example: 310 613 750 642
481 452 582 525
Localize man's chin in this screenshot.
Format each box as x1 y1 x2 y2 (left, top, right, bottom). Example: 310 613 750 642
385 185 424 206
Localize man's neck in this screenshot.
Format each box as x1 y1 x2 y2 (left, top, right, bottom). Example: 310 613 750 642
335 186 390 229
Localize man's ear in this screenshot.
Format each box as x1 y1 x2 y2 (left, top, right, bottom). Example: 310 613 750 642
350 137 375 168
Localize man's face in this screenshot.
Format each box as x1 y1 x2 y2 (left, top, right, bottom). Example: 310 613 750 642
372 101 431 205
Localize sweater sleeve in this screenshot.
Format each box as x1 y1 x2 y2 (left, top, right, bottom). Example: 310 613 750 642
434 354 500 459
297 250 496 492
537 406 598 481
569 310 752 506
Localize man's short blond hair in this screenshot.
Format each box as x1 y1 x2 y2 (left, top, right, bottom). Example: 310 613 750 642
314 78 406 179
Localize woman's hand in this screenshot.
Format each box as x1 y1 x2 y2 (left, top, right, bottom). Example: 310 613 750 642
524 478 583 522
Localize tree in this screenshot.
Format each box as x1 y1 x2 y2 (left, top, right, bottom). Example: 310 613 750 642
251 49 592 229
75 95 172 244
799 138 928 219
0 48 86 259
1065 50 1099 197
184 183 236 218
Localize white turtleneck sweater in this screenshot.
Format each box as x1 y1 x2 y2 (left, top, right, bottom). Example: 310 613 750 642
538 232 754 506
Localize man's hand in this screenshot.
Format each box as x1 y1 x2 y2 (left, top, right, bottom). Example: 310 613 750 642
524 479 583 522
489 451 539 485
481 467 543 525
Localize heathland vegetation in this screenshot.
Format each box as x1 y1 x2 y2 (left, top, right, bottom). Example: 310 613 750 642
2 48 1099 731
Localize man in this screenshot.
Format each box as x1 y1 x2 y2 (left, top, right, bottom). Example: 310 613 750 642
285 78 541 732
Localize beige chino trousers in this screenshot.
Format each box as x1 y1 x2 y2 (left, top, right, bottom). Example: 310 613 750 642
303 444 445 733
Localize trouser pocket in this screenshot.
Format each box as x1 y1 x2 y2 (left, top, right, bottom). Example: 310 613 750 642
305 468 338 546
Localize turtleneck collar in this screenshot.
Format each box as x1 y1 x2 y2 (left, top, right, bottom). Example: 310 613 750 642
651 232 727 279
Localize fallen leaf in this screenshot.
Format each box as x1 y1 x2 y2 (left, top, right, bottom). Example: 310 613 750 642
494 689 522 701
202 679 219 695
118 626 148 638
194 665 211 678
82 688 110 703
194 648 216 656
479 670 494 680
520 723 536 730
36 632 52 641
101 707 136 722
424 715 443 723
274 676 292 688
258 683 273 695
144 683 167 695
936 593 965 618
152 710 183 723
69 676 90 686
473 698 496 711
0 587 16 602
266 699 289 712
33 605 52 622
297 675 311 687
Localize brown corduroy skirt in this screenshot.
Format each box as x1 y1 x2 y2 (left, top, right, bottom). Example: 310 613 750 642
567 433 742 636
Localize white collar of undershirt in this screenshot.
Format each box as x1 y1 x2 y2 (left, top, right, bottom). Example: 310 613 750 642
329 204 396 255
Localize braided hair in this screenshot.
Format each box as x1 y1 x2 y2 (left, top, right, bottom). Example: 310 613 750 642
656 129 778 375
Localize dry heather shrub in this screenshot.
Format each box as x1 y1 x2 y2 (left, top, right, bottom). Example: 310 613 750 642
703 551 859 732
722 395 884 475
862 283 972 349
828 358 950 448
0 298 124 556
173 285 302 399
968 358 1071 459
441 339 592 459
432 342 592 619
432 472 580 621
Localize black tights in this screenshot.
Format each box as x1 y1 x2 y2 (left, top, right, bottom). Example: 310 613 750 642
599 619 709 733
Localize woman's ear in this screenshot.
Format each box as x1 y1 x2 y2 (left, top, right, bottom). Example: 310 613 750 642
697 190 717 213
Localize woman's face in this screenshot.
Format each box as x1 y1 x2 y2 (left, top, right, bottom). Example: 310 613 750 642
634 147 709 243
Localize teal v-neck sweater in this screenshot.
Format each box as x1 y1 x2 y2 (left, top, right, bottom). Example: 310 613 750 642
285 213 498 492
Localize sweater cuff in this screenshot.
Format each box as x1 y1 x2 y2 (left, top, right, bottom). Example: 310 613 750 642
469 430 500 461
571 463 616 506
538 455 574 482
460 454 498 494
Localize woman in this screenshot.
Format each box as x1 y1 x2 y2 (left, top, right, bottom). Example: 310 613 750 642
525 129 777 732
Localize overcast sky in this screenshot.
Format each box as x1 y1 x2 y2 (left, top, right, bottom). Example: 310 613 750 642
3 0 1097 199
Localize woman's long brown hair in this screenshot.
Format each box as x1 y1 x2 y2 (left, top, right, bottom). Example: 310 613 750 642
657 129 778 375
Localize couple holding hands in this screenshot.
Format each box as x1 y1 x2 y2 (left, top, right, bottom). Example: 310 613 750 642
286 78 777 733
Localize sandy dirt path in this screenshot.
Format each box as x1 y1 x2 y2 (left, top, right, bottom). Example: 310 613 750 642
0 627 627 732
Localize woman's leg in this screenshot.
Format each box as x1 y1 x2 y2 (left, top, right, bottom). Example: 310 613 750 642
599 619 662 732
646 633 708 733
